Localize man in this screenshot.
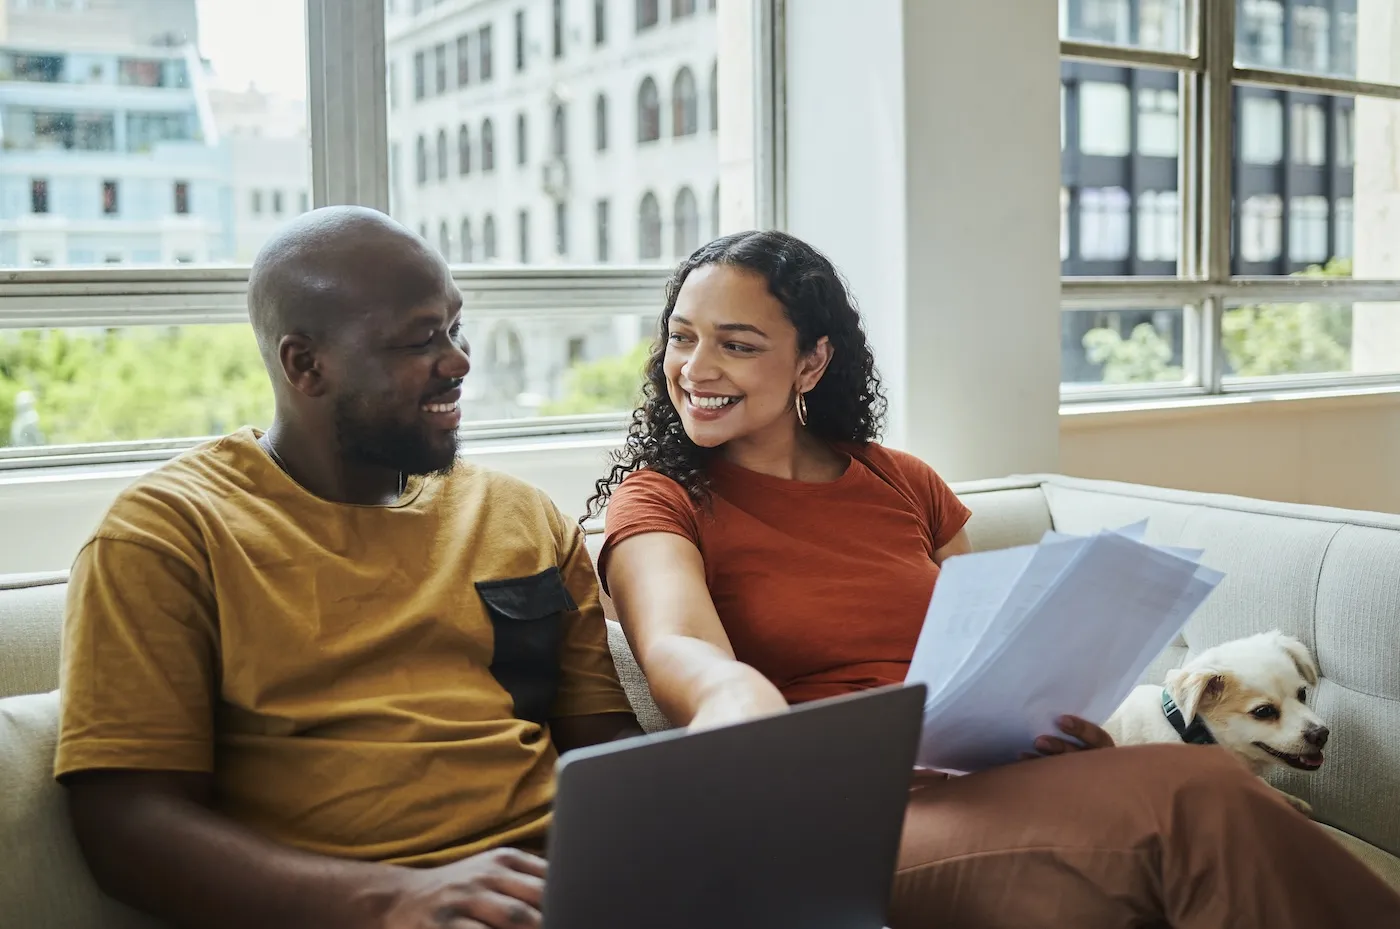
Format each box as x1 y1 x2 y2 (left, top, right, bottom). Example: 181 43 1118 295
56 206 642 929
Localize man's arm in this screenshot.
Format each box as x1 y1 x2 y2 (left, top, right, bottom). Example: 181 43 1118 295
66 770 549 929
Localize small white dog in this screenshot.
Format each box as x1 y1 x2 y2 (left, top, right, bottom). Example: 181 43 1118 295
1104 631 1329 815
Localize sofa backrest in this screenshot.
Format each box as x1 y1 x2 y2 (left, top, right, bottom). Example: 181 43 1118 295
1025 474 1400 859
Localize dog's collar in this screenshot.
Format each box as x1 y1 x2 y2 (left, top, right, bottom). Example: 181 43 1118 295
1162 689 1217 746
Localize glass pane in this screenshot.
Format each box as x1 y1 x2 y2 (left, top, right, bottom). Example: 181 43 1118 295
1061 307 1191 385
0 1 311 268
386 0 728 266
1059 0 1189 53
1235 0 1394 85
471 311 655 419
1222 300 1400 378
1062 64 1183 275
1 325 272 449
1232 89 1400 279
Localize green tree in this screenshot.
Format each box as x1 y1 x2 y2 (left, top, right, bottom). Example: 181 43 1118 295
540 341 652 416
1078 258 1354 385
0 325 272 448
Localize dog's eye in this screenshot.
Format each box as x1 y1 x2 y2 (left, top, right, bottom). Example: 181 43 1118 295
1251 705 1279 720
1297 687 1308 703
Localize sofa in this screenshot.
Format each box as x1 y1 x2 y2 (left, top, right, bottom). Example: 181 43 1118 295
3 474 1399 926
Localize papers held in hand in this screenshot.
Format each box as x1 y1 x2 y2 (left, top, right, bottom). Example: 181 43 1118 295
905 520 1223 773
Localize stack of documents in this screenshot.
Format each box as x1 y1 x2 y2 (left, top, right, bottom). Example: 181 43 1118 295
905 521 1223 773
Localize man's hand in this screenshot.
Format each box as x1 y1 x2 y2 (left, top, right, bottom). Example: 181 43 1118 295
1023 715 1116 760
382 848 547 929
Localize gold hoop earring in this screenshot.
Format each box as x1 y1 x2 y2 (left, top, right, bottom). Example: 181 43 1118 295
796 391 809 427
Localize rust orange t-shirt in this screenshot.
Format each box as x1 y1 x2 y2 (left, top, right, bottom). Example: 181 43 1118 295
598 443 972 704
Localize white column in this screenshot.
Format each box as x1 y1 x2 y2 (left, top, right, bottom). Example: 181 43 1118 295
783 0 1062 481
1353 1 1400 374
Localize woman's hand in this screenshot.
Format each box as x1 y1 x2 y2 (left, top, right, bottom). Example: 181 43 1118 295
687 672 789 732
1023 715 1116 760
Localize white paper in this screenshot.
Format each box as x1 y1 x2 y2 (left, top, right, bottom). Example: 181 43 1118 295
906 522 1222 772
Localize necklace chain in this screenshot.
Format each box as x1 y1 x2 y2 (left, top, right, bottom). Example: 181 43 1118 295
261 436 406 497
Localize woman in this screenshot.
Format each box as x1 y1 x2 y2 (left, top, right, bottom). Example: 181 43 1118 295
589 230 1400 928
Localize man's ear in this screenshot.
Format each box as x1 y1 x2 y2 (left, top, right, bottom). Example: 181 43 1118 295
796 336 833 394
277 333 327 398
1165 668 1226 721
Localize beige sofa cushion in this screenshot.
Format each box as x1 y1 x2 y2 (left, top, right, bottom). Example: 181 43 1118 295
0 690 165 928
0 574 66 700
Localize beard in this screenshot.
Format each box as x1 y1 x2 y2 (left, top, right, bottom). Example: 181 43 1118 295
333 392 460 477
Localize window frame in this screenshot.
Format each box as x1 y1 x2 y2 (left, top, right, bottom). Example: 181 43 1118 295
0 0 783 469
1060 0 1400 405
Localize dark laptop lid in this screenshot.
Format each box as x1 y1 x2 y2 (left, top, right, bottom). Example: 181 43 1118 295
542 682 926 929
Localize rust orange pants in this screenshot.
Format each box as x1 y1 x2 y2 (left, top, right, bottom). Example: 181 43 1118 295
889 743 1400 928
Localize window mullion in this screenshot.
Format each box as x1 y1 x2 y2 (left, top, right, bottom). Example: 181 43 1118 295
307 0 390 212
1200 0 1235 394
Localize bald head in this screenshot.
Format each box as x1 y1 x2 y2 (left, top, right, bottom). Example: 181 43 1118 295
247 206 451 370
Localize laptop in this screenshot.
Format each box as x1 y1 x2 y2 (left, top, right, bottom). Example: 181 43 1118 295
541 682 927 929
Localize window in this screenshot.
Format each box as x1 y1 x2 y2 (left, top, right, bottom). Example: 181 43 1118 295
1136 88 1177 158
1136 191 1178 262
596 198 610 262
709 61 718 132
672 68 698 137
102 180 119 215
414 50 427 99
483 214 498 260
673 186 699 257
1239 96 1283 165
1060 188 1071 261
636 0 659 31
31 179 49 214
1335 198 1354 261
1290 102 1326 167
1289 196 1329 265
517 112 529 166
272 191 284 216
711 183 720 239
518 209 531 263
1289 4 1329 75
1337 107 1354 166
416 134 429 184
457 34 472 87
252 190 264 215
1078 188 1130 261
482 118 496 171
461 218 474 263
516 9 527 71
389 61 399 111
458 125 472 175
439 220 452 257
555 201 568 256
436 129 449 181
552 105 568 159
1236 0 1284 68
553 0 564 59
480 24 494 80
300 192 309 213
1240 195 1283 263
595 93 609 151
638 191 662 259
672 0 695 19
1078 82 1130 157
637 76 661 142
595 0 607 44
434 43 448 95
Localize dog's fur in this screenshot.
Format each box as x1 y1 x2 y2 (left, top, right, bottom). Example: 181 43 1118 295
1104 631 1329 815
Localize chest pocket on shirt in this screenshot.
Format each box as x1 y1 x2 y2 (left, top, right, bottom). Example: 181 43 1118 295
475 567 576 725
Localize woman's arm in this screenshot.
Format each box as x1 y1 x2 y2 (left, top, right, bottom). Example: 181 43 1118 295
606 532 788 730
934 528 972 565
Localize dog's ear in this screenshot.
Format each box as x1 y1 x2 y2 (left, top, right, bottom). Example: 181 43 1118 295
1165 667 1226 721
1274 633 1319 686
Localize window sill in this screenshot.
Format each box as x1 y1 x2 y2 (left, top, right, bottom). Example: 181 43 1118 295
1059 382 1400 430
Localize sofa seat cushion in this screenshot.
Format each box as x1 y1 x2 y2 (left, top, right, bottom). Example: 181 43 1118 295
1320 824 1400 892
0 690 165 929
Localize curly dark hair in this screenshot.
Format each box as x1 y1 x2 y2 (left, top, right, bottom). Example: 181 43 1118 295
583 229 886 522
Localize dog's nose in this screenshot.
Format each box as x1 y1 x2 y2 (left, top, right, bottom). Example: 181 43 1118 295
1304 724 1330 748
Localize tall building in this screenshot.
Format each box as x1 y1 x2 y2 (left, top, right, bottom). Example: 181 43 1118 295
0 0 233 266
385 0 720 418
1058 0 1361 383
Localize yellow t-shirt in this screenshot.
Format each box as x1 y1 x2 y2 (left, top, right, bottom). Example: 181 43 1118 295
55 427 633 866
